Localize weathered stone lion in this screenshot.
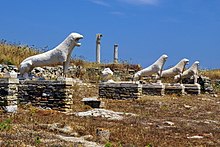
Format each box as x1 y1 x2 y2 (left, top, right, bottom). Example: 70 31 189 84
174 61 200 83
19 33 83 78
133 54 168 81
159 58 189 78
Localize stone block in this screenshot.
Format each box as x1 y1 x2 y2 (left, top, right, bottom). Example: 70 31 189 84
82 97 101 108
184 84 201 95
165 83 185 95
99 82 142 99
0 78 19 84
3 105 17 113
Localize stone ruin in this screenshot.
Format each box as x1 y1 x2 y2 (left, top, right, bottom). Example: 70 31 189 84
0 33 96 113
99 55 215 99
0 55 216 113
0 66 99 112
20 33 83 78
0 33 217 113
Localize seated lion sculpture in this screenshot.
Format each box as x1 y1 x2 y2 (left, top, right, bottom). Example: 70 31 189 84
19 33 83 78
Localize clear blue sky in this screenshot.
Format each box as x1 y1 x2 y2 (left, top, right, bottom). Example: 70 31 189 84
0 0 220 69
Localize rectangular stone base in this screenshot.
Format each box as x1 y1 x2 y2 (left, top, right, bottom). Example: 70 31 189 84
99 82 142 99
142 83 165 96
184 84 201 95
82 98 101 108
18 79 97 112
165 83 185 95
18 79 74 111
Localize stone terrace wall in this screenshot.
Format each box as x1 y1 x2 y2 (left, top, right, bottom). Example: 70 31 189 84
99 82 142 99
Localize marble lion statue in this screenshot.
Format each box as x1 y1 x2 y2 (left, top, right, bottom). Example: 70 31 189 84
133 54 168 81
19 33 83 78
158 58 189 78
174 61 199 83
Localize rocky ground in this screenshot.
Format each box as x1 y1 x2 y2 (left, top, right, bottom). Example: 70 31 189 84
0 94 220 146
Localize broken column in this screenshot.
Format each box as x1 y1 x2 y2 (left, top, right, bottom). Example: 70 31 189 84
96 34 102 64
114 44 118 63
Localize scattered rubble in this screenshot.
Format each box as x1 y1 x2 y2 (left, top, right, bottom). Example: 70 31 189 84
39 123 73 135
163 121 175 126
56 135 103 147
74 108 137 120
187 135 204 139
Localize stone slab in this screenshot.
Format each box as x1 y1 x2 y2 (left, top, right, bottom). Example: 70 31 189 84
82 97 101 108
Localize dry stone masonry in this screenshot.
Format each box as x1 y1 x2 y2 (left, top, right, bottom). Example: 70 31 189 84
184 84 201 95
99 82 142 99
164 83 185 95
0 78 19 112
142 83 165 96
99 81 201 99
18 79 74 111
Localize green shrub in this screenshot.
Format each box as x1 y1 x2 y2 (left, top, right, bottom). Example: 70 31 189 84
0 118 12 131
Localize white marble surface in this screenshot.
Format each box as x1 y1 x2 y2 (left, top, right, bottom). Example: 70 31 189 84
174 61 199 79
160 58 189 78
19 33 83 78
134 54 168 80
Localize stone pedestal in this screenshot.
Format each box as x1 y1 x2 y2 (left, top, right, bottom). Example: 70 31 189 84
165 83 185 95
0 78 19 112
99 82 142 99
82 97 101 108
184 84 201 95
142 83 165 96
18 79 74 112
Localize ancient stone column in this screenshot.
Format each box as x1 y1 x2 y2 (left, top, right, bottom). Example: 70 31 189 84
96 34 102 63
114 44 118 63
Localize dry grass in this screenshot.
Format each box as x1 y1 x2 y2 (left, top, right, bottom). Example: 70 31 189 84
0 40 40 66
200 69 220 80
0 40 220 146
0 41 78 68
0 94 219 146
